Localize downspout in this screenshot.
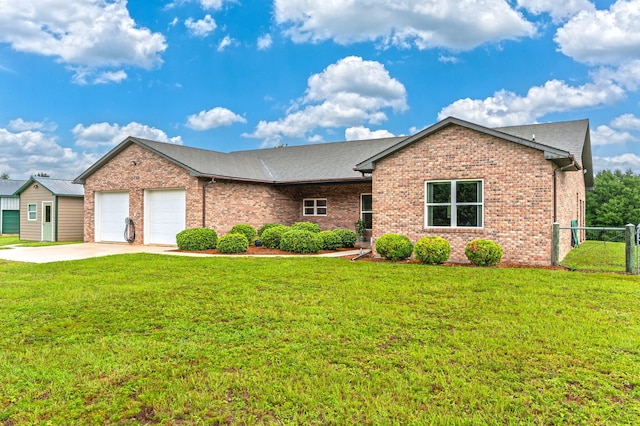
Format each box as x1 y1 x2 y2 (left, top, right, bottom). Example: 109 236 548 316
552 155 579 223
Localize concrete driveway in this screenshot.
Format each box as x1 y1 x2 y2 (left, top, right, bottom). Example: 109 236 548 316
0 243 178 264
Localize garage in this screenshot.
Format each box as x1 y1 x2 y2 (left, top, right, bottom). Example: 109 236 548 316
96 191 129 242
145 189 185 245
1 210 19 234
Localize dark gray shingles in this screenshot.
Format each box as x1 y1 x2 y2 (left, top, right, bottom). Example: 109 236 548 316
496 119 589 156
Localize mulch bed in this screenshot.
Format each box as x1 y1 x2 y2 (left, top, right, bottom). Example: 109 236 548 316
175 246 359 256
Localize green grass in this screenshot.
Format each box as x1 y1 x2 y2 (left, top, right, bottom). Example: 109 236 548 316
1 255 639 424
562 241 628 272
0 235 81 248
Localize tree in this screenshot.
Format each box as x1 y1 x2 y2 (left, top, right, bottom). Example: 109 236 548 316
0 173 8 179
34 172 50 177
586 169 640 227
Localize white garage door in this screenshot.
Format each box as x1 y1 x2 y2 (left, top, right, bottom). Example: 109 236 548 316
96 192 129 242
145 189 185 245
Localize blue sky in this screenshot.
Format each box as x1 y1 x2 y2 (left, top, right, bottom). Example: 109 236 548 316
1 0 639 180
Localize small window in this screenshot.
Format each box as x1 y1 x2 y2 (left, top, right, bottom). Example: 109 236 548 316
425 179 483 228
303 198 327 216
27 203 37 221
360 194 372 229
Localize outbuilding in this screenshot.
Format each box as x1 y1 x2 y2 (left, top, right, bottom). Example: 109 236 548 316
0 179 24 235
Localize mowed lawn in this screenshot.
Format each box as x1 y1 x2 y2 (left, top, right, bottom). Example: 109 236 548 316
1 255 639 424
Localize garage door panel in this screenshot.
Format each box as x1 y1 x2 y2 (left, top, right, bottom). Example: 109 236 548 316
1 210 19 234
146 189 185 245
97 192 129 242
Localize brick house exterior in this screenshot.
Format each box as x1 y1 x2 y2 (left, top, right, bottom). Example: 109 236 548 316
74 117 593 265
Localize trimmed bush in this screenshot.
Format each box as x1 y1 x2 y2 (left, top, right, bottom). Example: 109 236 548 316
290 221 321 233
217 233 249 253
261 225 290 249
375 233 414 261
319 230 342 250
465 239 503 267
280 229 322 254
176 228 218 251
229 224 257 244
257 223 280 237
414 236 451 265
332 228 357 248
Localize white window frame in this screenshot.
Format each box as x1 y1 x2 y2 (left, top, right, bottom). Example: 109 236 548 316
27 203 37 221
303 198 327 216
360 193 372 230
425 179 484 228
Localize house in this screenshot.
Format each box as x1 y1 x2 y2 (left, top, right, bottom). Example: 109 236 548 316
14 177 85 242
0 179 24 235
73 116 592 265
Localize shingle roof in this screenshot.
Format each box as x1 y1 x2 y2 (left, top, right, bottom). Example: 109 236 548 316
14 177 84 196
0 180 25 197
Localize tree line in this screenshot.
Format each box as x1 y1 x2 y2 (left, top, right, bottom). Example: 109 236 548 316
586 170 640 227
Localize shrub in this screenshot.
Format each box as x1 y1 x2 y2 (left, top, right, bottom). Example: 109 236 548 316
375 233 414 261
319 230 342 250
257 223 280 237
217 233 249 253
229 224 257 244
332 228 357 248
465 239 503 266
414 236 451 265
176 228 218 251
261 225 290 249
290 221 321 233
280 229 322 254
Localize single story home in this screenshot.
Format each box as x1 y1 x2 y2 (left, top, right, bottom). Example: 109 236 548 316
74 116 592 265
0 179 24 235
14 177 85 242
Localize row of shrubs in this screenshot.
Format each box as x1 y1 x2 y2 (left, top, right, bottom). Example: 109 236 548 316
375 234 503 267
176 222 358 254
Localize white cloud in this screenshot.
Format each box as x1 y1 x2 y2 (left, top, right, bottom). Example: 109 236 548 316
591 113 640 146
257 34 273 50
274 0 536 50
243 56 407 146
594 153 640 173
72 69 128 85
593 60 640 91
0 0 166 82
555 1 640 65
72 122 183 149
217 35 235 51
345 126 395 141
438 78 625 127
198 0 229 10
517 0 595 23
7 119 57 132
185 14 217 37
169 17 179 27
612 113 640 131
186 107 246 130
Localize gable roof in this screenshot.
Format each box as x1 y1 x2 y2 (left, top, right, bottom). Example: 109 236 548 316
14 177 84 197
0 179 25 197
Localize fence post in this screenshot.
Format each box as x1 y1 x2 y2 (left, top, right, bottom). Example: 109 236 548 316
552 222 560 266
625 224 635 274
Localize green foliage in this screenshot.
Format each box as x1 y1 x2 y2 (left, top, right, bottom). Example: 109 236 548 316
465 239 503 266
217 233 249 253
414 236 451 265
586 169 640 228
319 230 342 250
354 219 367 237
375 233 414 261
261 225 290 249
291 221 321 233
279 229 322 253
229 224 257 243
257 223 280 237
176 227 218 250
332 228 357 248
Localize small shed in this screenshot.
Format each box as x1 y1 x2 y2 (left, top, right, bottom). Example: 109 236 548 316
14 177 84 242
0 180 24 235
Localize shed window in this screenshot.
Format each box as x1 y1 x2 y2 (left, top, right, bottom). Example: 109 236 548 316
425 179 483 228
27 203 37 221
303 198 327 216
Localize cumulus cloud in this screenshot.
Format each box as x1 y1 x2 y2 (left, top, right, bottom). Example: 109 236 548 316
243 56 407 146
7 119 57 132
257 34 273 50
274 0 536 50
555 1 640 66
72 122 183 149
185 14 217 37
345 126 395 141
517 0 595 22
217 35 236 51
186 107 246 130
72 69 128 85
0 0 167 83
591 113 640 146
593 153 640 173
438 79 625 127
593 60 640 92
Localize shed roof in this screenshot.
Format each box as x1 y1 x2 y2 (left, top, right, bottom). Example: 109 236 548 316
14 177 84 197
0 179 25 197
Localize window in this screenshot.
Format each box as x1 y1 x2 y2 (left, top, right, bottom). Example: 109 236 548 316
27 203 37 221
425 179 483 228
303 198 327 216
360 194 372 229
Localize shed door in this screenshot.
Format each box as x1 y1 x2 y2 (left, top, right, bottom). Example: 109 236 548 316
1 210 19 234
145 189 185 245
96 192 129 242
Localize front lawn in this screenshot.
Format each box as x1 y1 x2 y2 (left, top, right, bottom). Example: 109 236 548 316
0 235 82 248
1 255 639 424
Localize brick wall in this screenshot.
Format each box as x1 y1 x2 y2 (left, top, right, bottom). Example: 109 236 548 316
555 167 586 261
371 124 582 265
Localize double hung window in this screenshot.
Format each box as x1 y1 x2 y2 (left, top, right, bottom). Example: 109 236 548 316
425 179 483 228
